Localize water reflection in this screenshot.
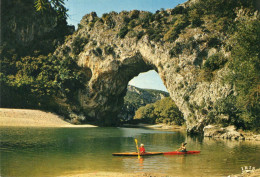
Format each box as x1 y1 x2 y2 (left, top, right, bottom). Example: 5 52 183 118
0 127 259 177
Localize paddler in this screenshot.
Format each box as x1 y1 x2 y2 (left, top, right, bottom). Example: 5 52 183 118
139 144 146 154
177 142 187 152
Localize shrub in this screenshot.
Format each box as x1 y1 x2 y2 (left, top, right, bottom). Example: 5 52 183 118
139 12 153 28
207 37 221 48
183 95 190 102
128 20 136 28
189 0 254 19
102 14 115 29
170 6 187 15
146 28 163 42
123 16 130 24
191 18 204 28
130 10 140 19
203 53 227 71
164 17 190 42
92 47 102 56
71 36 89 55
137 30 145 40
175 66 181 73
134 97 184 125
169 42 182 57
104 45 114 55
118 26 129 38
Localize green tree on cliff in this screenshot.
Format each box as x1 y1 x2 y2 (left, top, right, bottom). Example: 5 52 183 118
226 17 260 130
134 97 184 125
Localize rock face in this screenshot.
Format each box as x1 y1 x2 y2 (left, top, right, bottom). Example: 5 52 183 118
1 0 74 55
54 1 257 132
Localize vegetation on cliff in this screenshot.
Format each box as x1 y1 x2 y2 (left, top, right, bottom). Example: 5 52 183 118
119 86 169 121
134 97 185 125
0 0 259 131
0 0 82 117
223 17 260 131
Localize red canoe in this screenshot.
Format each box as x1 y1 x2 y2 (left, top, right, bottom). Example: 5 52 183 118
163 151 200 155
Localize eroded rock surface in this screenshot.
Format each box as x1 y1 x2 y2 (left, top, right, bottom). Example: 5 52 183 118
54 1 258 133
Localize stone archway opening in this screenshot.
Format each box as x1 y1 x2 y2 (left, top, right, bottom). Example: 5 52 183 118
128 70 168 92
118 69 171 123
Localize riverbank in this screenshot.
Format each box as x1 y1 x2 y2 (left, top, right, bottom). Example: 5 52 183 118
0 108 97 127
59 169 260 177
204 125 260 141
122 123 186 131
59 172 171 177
230 168 260 177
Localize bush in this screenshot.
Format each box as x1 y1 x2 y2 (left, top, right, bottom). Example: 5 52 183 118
92 47 102 56
207 37 221 48
104 45 114 55
71 36 89 55
137 30 145 40
190 0 255 19
130 10 140 19
123 16 130 24
128 20 136 28
146 28 163 42
118 26 129 38
169 42 183 57
183 95 190 102
134 97 184 125
139 12 153 28
102 14 115 28
170 6 187 15
164 17 190 42
191 18 204 28
203 53 227 71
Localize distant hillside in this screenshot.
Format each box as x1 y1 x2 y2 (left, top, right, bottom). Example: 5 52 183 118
118 85 169 121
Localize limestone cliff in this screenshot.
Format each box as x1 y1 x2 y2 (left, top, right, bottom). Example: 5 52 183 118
54 0 259 132
1 0 74 56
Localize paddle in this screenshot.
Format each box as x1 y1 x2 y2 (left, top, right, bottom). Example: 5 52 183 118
135 139 140 159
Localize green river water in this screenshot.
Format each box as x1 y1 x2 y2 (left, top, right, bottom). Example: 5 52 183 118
0 127 259 177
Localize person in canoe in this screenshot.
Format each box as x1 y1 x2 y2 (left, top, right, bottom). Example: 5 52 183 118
139 144 146 154
177 142 187 152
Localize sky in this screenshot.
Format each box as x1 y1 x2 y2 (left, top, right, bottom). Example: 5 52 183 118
65 0 187 92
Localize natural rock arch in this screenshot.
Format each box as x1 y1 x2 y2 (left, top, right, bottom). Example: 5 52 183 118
55 8 233 133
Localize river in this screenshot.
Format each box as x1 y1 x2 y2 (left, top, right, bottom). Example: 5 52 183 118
0 127 259 177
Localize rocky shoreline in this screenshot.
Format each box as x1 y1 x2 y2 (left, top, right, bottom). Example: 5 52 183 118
203 125 260 141
229 168 260 177
122 123 186 130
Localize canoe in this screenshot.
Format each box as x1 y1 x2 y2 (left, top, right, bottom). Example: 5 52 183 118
112 152 163 156
163 151 200 155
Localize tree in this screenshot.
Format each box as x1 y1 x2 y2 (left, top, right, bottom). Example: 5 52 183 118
227 17 260 130
134 97 184 125
35 0 68 19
